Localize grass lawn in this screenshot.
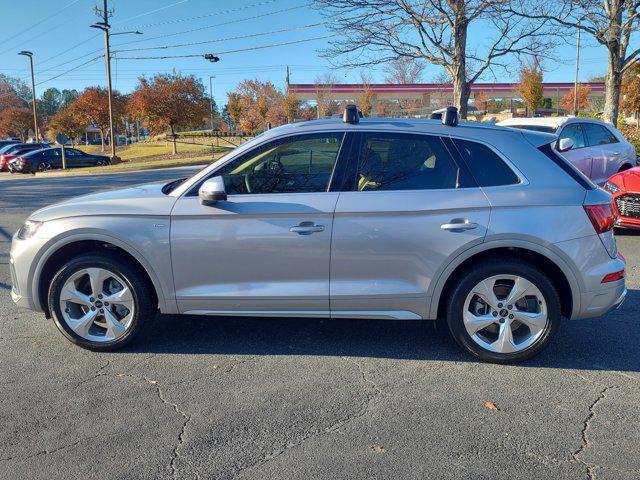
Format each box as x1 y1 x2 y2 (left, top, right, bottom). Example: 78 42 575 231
77 141 217 161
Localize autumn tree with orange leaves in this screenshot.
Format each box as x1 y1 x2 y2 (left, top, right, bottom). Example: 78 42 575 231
226 80 286 131
71 86 126 152
621 62 640 129
48 107 85 144
561 84 591 114
517 59 544 116
0 107 33 141
129 73 209 154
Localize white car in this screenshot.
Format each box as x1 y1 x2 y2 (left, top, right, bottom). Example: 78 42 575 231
497 117 637 185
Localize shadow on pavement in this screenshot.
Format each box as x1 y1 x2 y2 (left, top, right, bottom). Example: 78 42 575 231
125 289 640 373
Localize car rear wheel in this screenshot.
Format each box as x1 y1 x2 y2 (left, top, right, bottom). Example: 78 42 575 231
95 159 110 166
446 259 561 363
48 252 156 351
38 162 52 172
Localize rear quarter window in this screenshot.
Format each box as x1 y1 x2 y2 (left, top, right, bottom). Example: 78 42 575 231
452 139 520 187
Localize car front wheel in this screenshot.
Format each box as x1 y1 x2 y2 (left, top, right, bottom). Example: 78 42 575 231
48 252 156 351
446 259 561 363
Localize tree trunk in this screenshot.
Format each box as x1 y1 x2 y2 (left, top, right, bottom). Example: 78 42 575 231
170 124 177 155
451 8 470 119
452 71 471 119
100 129 105 152
604 48 623 125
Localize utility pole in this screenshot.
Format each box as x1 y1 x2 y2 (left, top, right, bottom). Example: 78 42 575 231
209 75 216 131
18 51 38 141
286 65 290 87
573 19 581 116
91 1 142 159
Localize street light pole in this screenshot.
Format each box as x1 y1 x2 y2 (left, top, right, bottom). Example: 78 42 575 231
18 51 38 141
209 75 216 131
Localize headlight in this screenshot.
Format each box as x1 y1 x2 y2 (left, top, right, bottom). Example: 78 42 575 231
16 220 43 240
603 181 620 194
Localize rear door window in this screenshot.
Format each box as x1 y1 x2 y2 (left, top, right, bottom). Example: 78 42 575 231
583 123 618 146
559 124 587 149
350 132 469 191
452 139 520 187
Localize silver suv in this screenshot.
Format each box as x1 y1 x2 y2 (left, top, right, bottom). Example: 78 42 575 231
10 108 626 363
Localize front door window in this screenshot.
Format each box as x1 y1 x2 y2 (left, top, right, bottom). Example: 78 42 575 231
215 133 344 195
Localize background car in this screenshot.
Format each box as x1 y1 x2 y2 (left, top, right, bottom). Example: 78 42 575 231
0 142 49 171
497 117 636 185
8 147 111 173
604 167 640 230
0 139 19 151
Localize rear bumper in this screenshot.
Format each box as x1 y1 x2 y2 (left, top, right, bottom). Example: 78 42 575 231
578 281 626 319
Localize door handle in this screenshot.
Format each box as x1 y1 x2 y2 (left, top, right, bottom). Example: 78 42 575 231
441 219 479 231
290 223 325 235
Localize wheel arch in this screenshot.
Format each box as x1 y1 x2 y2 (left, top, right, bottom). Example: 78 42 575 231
33 233 169 317
428 240 581 321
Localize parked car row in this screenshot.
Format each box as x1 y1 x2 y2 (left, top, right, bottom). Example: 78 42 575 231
0 141 111 174
497 116 640 231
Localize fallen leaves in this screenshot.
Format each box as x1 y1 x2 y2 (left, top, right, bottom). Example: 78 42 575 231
482 401 499 411
147 379 157 385
212 364 220 369
370 445 385 453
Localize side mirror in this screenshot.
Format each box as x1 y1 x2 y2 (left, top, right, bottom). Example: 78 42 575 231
199 176 227 205
557 137 574 152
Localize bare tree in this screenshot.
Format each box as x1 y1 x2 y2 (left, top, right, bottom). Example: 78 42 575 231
510 0 640 124
314 0 553 118
314 72 341 118
384 57 425 83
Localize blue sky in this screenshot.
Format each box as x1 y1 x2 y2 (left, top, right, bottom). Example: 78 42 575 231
0 0 613 107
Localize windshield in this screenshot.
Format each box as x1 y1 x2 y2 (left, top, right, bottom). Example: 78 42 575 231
162 177 187 194
507 124 557 134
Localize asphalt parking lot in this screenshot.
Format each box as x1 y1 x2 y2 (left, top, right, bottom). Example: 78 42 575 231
0 168 639 480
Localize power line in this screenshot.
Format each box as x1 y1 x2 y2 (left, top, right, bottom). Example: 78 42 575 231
114 0 278 30
111 0 189 26
112 4 309 48
0 0 84 53
35 56 103 87
113 21 328 53
114 34 337 60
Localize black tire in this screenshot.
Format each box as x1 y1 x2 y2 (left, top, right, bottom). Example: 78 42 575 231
446 258 561 364
48 252 156 351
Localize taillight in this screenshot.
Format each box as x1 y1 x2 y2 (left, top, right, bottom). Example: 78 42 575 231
583 203 615 234
601 269 625 283
18 158 27 163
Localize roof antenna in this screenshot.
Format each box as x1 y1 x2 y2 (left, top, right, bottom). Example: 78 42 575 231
343 104 361 124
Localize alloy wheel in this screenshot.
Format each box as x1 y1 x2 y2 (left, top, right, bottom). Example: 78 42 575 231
463 275 548 354
58 267 135 342
38 162 52 172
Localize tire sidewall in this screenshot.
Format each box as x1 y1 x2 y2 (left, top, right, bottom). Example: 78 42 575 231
48 254 145 350
447 260 561 364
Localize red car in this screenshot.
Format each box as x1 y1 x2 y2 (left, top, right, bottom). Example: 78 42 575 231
604 166 640 229
1 143 49 171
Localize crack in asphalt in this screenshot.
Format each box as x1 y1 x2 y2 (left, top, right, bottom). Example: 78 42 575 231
231 356 382 480
73 360 111 389
573 386 614 480
144 377 198 480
